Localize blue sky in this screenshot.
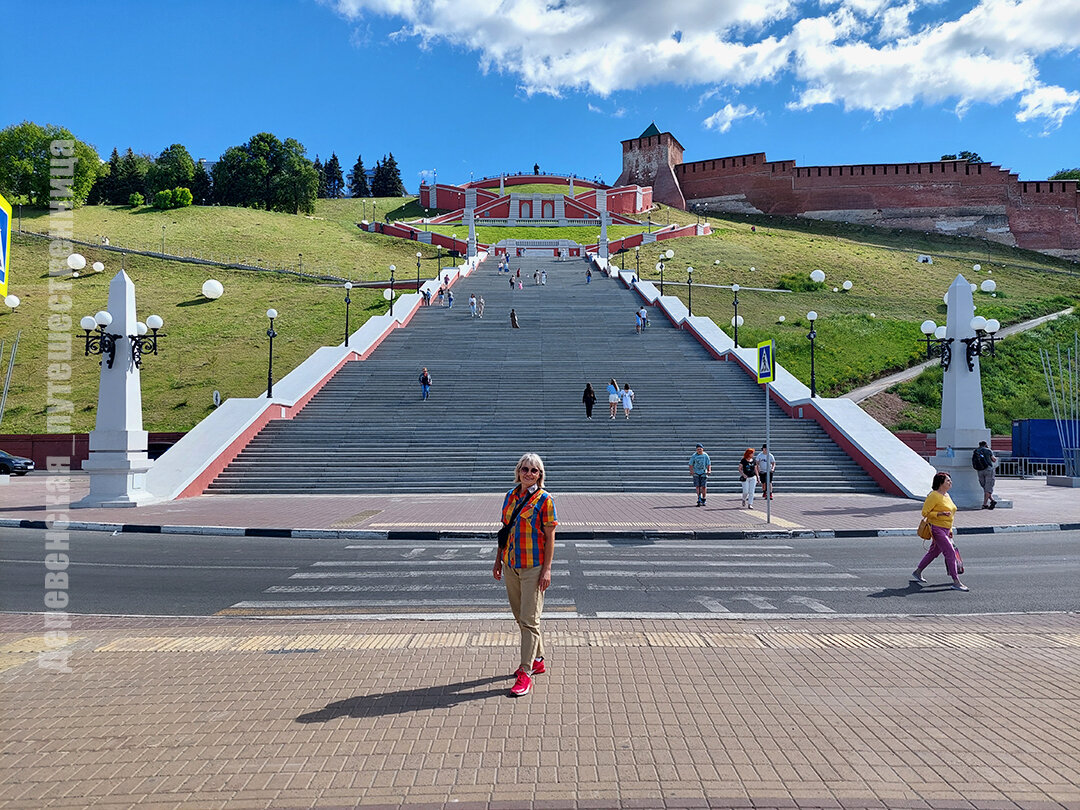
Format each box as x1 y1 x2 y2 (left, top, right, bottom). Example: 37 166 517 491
5 0 1078 190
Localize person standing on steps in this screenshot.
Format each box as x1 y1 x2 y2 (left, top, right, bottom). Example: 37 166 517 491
635 309 643 334
586 267 592 284
469 293 477 318
637 305 649 331
533 269 540 285
688 443 712 506
756 443 776 500
446 289 454 309
510 308 520 328
582 383 596 419
912 472 968 591
620 382 635 419
739 447 758 508
972 440 998 509
418 367 432 401
541 269 547 285
478 295 485 319
493 452 558 697
509 276 515 292
606 378 619 419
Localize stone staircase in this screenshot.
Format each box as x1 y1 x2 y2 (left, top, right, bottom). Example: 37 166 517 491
208 256 880 494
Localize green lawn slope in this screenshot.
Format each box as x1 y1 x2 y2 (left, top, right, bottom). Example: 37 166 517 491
1 199 1077 436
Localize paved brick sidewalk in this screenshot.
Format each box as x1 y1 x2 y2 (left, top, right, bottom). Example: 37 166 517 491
2 612 1078 809
3 475 1079 537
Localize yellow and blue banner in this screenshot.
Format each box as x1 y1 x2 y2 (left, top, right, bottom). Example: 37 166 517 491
0 193 10 298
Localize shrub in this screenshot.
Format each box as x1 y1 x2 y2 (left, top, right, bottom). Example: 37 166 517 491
128 192 144 207
153 186 194 210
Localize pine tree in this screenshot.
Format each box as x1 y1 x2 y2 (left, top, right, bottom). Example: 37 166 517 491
348 153 369 197
324 152 345 198
313 155 327 198
383 152 406 196
100 148 121 204
370 157 386 197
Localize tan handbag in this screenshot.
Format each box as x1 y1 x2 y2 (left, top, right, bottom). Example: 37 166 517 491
917 517 932 540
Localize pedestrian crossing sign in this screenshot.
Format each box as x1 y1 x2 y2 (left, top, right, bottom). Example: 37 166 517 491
756 340 775 384
0 193 10 298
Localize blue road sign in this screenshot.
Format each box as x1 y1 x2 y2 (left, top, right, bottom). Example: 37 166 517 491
756 340 775 384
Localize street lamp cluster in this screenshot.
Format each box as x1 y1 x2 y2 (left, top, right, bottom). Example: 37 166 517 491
80 310 164 370
920 317 1000 372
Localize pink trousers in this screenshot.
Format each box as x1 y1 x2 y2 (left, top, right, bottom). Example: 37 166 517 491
917 524 959 579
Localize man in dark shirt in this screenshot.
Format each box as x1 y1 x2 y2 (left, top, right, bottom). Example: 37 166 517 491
972 440 998 508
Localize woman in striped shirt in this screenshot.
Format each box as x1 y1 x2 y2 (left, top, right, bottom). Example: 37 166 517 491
493 452 559 697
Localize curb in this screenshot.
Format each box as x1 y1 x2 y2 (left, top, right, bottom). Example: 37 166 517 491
2 518 1076 540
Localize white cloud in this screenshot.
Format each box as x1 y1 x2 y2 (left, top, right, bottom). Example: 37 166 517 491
1017 85 1080 131
703 103 760 132
321 0 1080 127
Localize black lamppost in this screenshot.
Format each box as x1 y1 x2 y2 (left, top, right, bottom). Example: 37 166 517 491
656 248 672 296
298 253 303 274
161 224 166 255
416 252 422 292
731 283 741 346
686 266 694 316
961 316 1001 372
79 310 165 370
266 308 278 398
343 282 352 347
635 246 640 278
388 264 396 316
451 234 457 267
806 310 818 397
919 320 954 371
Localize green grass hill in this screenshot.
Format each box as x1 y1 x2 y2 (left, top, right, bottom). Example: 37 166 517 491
1 197 1077 436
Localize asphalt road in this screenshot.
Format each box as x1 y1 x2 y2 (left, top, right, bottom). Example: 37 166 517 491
1 527 1077 619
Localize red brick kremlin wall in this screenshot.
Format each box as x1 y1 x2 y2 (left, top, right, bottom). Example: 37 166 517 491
619 131 1080 260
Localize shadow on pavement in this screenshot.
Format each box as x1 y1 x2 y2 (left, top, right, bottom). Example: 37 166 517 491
867 582 955 598
295 674 508 722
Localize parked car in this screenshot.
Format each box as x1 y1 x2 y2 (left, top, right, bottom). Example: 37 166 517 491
0 449 34 475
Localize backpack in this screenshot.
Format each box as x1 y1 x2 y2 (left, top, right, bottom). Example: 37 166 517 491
972 448 989 471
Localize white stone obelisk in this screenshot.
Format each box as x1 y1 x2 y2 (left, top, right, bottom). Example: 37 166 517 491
74 270 155 507
932 274 992 508
465 187 477 258
597 188 609 259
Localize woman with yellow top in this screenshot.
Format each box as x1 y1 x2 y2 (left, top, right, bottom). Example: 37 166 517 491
912 472 968 591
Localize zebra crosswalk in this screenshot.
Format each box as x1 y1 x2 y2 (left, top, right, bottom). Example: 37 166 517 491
217 538 875 619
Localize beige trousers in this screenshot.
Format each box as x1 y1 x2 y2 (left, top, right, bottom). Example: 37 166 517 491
503 563 545 670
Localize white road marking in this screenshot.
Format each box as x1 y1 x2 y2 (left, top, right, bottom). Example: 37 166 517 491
787 595 836 613
732 594 777 610
692 596 730 613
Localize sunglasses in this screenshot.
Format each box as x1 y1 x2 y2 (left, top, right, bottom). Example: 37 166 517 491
521 466 540 474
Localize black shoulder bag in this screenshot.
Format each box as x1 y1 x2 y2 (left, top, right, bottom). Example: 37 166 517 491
497 492 536 550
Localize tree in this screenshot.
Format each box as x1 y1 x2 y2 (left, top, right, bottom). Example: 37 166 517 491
212 132 317 214
348 153 369 197
313 155 327 198
324 152 345 198
1049 168 1080 180
270 138 319 214
0 120 101 206
382 152 406 196
940 151 983 163
145 143 195 196
112 148 152 204
190 160 212 204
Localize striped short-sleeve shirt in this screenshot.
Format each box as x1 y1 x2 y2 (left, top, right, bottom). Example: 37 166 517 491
501 485 558 569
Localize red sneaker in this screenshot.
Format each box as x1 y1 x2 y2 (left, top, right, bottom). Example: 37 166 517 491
531 657 545 675
510 667 532 697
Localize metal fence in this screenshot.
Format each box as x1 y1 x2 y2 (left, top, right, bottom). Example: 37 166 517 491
922 456 1070 478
